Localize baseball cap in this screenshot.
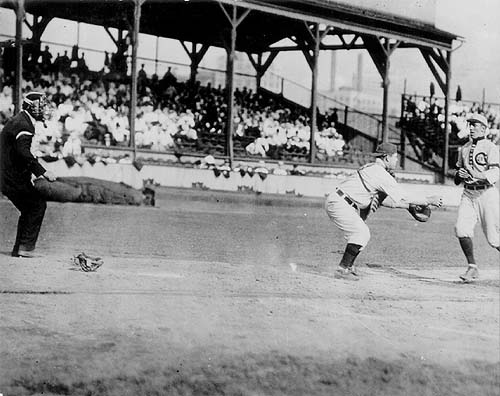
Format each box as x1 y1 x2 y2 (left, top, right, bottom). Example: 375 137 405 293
466 113 488 128
373 142 398 156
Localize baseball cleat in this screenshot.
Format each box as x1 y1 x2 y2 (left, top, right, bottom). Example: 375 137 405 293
12 249 42 258
459 265 479 283
334 266 359 281
350 265 360 276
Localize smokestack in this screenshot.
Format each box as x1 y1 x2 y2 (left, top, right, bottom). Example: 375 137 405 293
356 53 363 92
330 51 337 91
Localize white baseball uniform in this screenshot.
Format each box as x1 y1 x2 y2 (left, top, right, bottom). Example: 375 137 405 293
455 137 500 248
325 158 406 248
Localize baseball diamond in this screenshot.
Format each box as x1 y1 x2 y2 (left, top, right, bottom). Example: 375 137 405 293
1 0 499 394
0 188 499 395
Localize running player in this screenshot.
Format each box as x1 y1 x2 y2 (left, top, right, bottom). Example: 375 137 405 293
454 113 499 283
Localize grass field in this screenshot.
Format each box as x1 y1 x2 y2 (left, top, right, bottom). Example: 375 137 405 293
0 187 499 396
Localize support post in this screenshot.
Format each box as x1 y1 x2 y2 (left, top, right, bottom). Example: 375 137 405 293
363 36 399 143
104 27 128 75
226 12 236 165
400 94 406 169
309 23 320 163
129 0 143 161
255 53 262 88
180 42 210 83
219 2 250 166
247 50 278 90
301 24 330 163
0 48 3 92
23 15 52 67
442 50 452 182
14 0 24 114
155 36 159 75
419 47 452 178
77 22 80 47
381 40 390 143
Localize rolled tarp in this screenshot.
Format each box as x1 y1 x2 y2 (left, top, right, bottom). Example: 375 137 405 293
34 177 154 206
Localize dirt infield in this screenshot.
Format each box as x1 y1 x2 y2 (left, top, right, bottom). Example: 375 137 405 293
1 188 499 396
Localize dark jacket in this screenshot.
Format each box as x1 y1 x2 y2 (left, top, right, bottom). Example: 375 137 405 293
0 111 46 194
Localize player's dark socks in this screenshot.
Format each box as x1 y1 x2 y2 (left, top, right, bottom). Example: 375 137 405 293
339 243 362 268
459 237 476 264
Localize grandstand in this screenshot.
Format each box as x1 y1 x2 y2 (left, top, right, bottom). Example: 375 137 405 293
0 0 464 184
400 93 500 171
2 3 500 395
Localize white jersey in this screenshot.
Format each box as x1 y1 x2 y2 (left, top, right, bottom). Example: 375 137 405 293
456 137 499 186
455 137 500 249
336 159 405 210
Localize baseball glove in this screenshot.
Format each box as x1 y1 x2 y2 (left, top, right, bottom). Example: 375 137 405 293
73 252 104 272
408 204 431 222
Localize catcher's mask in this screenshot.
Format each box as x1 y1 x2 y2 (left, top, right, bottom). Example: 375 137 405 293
22 91 50 121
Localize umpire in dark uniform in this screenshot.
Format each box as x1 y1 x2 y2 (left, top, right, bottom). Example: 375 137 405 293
0 92 56 258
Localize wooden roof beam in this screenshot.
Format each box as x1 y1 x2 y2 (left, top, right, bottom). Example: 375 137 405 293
219 0 455 50
420 48 446 94
266 41 415 52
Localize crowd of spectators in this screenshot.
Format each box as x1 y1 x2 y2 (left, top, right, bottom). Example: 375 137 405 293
400 93 500 169
402 94 500 144
2 43 89 84
3 43 500 177
4 44 499 179
1 45 348 166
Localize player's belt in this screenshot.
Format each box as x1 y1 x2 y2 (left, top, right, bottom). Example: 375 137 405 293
464 184 492 191
336 188 358 210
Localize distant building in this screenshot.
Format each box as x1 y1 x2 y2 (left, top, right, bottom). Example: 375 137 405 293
209 53 281 92
324 87 383 115
322 51 402 116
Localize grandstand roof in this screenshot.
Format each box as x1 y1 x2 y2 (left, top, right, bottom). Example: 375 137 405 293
2 0 458 52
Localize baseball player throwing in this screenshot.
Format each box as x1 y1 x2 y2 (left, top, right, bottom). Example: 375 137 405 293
325 142 443 280
454 113 499 283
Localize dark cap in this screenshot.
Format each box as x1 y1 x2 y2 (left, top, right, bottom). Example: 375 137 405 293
373 142 398 156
